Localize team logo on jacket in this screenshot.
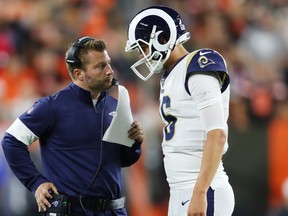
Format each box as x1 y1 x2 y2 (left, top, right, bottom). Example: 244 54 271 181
109 111 117 117
27 106 34 114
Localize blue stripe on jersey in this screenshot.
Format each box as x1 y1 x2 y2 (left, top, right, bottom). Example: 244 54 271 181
207 187 215 216
185 49 230 94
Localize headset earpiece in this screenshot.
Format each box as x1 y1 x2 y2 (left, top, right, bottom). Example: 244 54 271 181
66 36 96 65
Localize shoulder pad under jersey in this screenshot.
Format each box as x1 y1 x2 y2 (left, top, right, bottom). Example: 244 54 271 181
186 48 230 92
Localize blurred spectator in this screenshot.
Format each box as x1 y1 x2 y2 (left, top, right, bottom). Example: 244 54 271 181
268 101 288 211
267 178 288 216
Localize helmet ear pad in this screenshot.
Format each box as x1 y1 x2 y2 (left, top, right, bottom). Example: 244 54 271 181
150 35 169 61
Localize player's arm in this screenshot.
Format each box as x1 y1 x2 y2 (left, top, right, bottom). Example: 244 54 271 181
187 73 227 215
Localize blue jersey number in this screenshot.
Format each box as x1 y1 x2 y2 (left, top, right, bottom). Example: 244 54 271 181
160 96 177 141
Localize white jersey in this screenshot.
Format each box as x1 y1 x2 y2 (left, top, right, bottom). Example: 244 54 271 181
159 48 230 190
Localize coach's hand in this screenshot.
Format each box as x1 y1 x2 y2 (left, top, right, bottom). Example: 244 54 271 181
128 121 144 143
35 182 59 212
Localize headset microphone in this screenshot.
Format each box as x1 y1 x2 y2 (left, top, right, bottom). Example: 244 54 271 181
112 78 119 86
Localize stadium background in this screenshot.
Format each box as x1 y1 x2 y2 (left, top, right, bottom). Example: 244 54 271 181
0 0 288 215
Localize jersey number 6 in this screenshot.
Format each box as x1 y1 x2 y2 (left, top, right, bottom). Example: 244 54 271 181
160 96 177 141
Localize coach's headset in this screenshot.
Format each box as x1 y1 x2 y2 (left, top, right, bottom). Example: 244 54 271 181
66 36 119 86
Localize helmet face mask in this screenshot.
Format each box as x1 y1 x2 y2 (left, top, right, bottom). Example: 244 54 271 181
125 6 190 81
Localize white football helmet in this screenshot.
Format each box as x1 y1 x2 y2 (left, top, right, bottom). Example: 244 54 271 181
125 5 190 81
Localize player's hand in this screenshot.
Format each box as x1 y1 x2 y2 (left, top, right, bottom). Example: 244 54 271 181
187 190 207 216
128 121 144 143
35 182 59 212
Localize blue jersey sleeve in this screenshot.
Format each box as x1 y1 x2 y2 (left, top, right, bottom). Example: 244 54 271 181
185 48 230 93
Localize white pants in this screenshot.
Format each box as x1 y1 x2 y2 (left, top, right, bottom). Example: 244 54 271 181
168 185 235 216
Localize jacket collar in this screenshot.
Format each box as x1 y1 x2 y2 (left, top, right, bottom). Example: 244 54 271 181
69 82 107 104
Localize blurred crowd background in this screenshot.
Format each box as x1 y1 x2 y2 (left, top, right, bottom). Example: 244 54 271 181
1 0 288 215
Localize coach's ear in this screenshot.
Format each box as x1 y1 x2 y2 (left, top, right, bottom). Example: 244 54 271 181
74 69 84 82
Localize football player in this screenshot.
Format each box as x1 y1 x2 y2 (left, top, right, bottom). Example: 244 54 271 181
125 5 234 216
